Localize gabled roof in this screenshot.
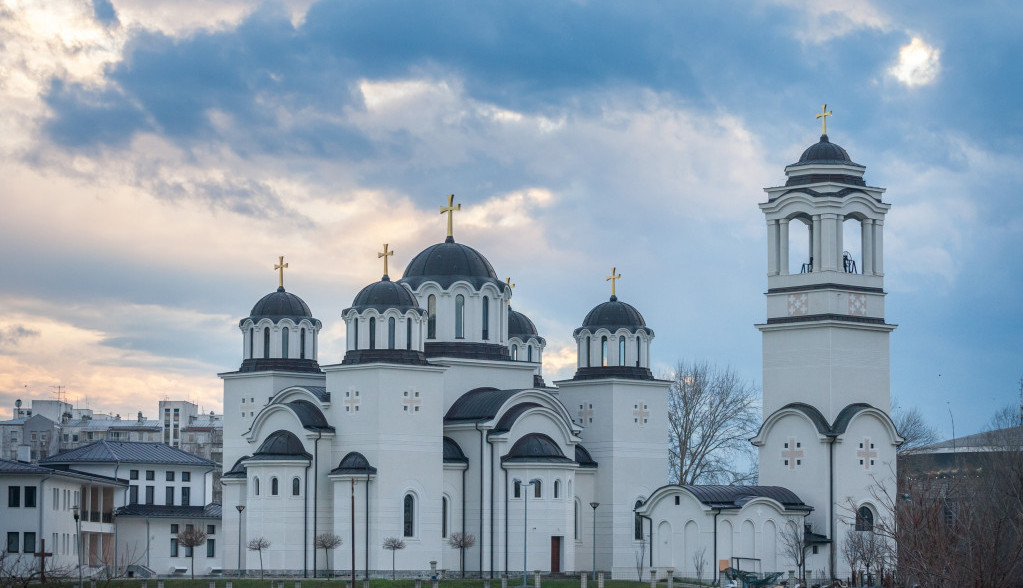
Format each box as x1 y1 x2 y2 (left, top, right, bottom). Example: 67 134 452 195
115 503 222 519
40 441 217 467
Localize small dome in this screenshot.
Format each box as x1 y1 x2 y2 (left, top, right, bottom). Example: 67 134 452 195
575 445 598 468
401 238 506 291
508 307 539 339
251 430 310 460
580 296 647 333
443 437 469 463
503 433 572 463
223 455 250 478
248 287 313 321
348 276 421 311
331 451 378 475
797 135 853 165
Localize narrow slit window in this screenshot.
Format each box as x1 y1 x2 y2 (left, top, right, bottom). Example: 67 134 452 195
619 335 626 366
388 317 396 350
369 317 376 349
406 318 412 350
427 295 437 339
263 328 270 359
282 327 289 358
300 328 306 359
482 296 489 340
454 295 465 339
601 336 608 367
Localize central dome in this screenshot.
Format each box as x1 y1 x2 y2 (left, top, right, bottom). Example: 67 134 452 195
248 287 313 321
348 276 420 311
400 237 505 291
579 295 648 333
797 135 854 165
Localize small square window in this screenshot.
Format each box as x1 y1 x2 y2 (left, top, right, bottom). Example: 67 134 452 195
182 472 191 482
784 459 789 466
166 471 175 482
796 459 802 465
796 442 801 448
171 524 179 534
784 442 789 449
859 459 864 465
129 470 139 480
146 471 155 481
674 496 680 505
859 443 864 449
207 525 215 535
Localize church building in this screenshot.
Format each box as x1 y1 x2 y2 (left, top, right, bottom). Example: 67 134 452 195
218 117 900 581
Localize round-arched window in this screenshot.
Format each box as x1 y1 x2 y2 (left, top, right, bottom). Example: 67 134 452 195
856 506 874 531
271 477 279 496
292 477 301 496
403 494 415 537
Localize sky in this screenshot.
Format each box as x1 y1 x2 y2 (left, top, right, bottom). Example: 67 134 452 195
1 0 1021 440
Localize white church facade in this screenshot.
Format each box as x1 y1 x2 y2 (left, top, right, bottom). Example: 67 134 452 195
218 123 900 581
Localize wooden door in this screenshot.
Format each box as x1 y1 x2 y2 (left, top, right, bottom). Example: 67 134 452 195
551 536 562 573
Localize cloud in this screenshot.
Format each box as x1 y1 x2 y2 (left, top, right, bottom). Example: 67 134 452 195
771 0 891 43
0 325 41 346
889 37 941 87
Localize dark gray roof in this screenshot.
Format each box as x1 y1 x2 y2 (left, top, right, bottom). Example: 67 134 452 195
273 385 329 403
832 403 874 435
575 445 598 468
345 276 424 313
249 430 311 461
502 433 573 463
680 485 809 510
330 451 377 475
795 135 859 166
41 441 217 467
400 238 508 292
575 296 650 335
445 388 525 422
223 455 249 478
759 402 882 438
114 503 222 519
443 437 468 464
912 425 1023 453
0 459 53 474
285 400 334 432
508 307 543 342
492 403 541 434
245 286 315 324
0 460 126 485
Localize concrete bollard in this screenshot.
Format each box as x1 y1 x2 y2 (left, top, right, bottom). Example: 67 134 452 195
484 579 491 588
432 580 440 588
210 581 217 588
296 581 302 588
666 568 674 588
226 582 232 588
501 575 508 588
142 581 148 588
535 570 542 588
157 581 164 588
597 572 604 588
415 580 422 588
363 580 369 588
581 572 588 588
650 567 658 588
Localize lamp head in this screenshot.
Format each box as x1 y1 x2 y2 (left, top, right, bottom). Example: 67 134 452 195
71 505 79 520
590 502 599 509
236 505 245 513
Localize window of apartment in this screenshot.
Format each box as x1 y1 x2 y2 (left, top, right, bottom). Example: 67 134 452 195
166 471 175 482
182 472 190 482
171 524 179 534
206 539 216 558
145 486 154 505
207 525 215 535
513 480 521 499
8 486 20 507
145 470 155 481
52 488 58 510
170 538 178 557
24 486 36 508
165 487 174 506
129 470 139 480
129 486 139 504
181 487 190 506
72 434 79 442
6 532 17 553
23 533 35 555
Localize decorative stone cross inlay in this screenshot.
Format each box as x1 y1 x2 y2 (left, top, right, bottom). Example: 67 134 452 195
344 389 360 414
578 403 594 425
782 438 803 470
633 402 649 425
403 390 421 413
849 294 867 316
787 293 808 316
857 438 877 470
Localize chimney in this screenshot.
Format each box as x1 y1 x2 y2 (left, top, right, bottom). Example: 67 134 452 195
16 445 31 463
137 411 144 424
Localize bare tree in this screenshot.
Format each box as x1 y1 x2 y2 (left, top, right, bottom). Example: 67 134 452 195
634 536 647 581
177 525 207 581
692 546 707 583
314 533 342 578
247 537 271 580
855 531 885 586
890 401 939 452
840 528 862 585
779 522 809 585
667 360 760 484
382 537 406 580
446 532 476 578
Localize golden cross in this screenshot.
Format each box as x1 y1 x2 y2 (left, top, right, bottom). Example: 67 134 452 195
816 104 833 136
439 194 461 239
606 267 621 297
274 256 288 288
505 277 515 289
378 243 394 276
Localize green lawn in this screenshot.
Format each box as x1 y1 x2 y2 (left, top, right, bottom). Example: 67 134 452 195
98 579 677 588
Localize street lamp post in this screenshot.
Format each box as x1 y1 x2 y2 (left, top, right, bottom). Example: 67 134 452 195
515 479 539 587
589 502 599 579
235 505 245 576
72 504 83 588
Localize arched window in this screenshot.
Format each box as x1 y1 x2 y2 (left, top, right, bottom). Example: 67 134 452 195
442 497 449 538
636 337 641 367
513 480 522 498
427 296 437 339
454 295 465 339
533 480 542 498
353 319 359 349
292 477 301 496
263 328 270 359
254 477 260 496
388 317 396 350
601 336 608 367
248 327 254 359
554 480 561 498
271 477 279 496
403 494 415 537
511 344 518 361
282 327 289 358
619 335 626 366
856 506 874 531
527 345 533 362
300 328 306 359
369 317 376 349
482 296 489 340
586 336 591 367
406 318 412 350
634 499 644 540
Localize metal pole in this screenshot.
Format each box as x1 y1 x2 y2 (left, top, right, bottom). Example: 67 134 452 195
72 506 82 588
522 483 529 587
236 505 245 576
589 502 599 578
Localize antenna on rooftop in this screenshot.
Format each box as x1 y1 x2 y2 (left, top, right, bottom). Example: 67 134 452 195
50 385 67 405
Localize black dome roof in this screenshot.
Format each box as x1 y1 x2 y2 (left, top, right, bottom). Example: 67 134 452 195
330 451 378 475
797 135 854 165
578 296 648 334
247 287 313 321
400 238 506 291
502 433 572 463
250 430 310 460
347 276 422 312
508 307 541 339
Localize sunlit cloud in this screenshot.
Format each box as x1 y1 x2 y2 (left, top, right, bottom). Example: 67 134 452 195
889 37 941 87
772 0 890 43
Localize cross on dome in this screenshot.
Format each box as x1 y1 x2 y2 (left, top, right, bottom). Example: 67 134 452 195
378 243 394 278
505 277 515 289
440 194 461 242
274 256 289 288
606 267 621 298
816 104 833 136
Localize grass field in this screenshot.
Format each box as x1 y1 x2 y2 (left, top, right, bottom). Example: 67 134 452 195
91 579 707 588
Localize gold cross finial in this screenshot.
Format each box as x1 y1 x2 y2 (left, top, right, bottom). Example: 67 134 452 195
606 267 621 297
440 194 461 240
816 104 833 136
378 243 394 277
274 256 289 288
505 277 515 289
